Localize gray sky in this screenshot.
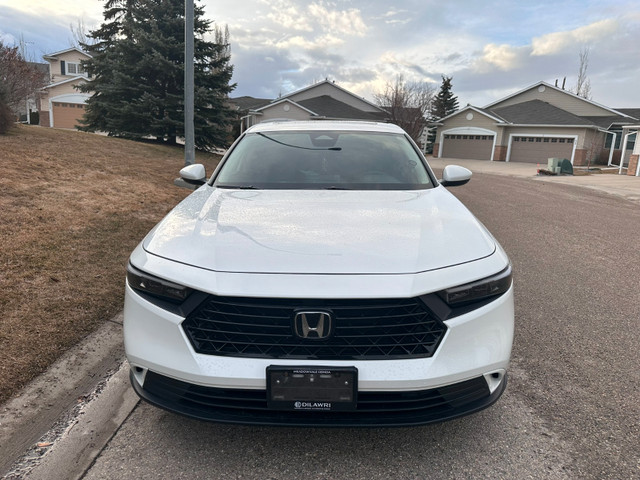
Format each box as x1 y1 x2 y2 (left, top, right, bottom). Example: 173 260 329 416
1 0 639 108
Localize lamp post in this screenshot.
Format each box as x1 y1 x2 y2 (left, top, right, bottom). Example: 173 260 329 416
184 0 195 166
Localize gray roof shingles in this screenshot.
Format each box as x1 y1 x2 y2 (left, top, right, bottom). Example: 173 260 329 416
489 100 594 126
297 95 388 121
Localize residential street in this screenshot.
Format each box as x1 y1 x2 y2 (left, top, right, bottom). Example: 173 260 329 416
10 171 640 480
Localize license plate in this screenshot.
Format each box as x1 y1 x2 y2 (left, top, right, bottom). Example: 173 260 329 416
267 366 357 411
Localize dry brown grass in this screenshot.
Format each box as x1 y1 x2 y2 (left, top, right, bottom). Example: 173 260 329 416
0 124 221 404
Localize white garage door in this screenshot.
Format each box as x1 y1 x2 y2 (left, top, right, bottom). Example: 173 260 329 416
510 136 574 163
441 134 494 160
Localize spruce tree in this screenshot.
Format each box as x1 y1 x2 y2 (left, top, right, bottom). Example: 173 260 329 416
79 0 236 149
430 75 459 120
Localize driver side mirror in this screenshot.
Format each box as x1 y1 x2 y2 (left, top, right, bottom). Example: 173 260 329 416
440 165 472 187
174 164 206 190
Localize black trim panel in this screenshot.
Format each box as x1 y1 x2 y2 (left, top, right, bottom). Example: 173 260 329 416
130 370 506 427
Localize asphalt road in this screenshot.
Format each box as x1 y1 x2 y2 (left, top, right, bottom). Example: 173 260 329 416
20 173 640 479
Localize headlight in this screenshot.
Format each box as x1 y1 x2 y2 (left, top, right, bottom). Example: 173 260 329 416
126 264 192 303
437 265 512 307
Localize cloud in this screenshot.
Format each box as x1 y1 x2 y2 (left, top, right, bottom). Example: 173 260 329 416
265 0 313 32
307 2 367 37
0 30 17 45
531 19 619 55
473 43 529 73
274 34 344 50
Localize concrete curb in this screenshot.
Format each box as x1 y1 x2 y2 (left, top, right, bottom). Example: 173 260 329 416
20 362 139 480
0 313 129 478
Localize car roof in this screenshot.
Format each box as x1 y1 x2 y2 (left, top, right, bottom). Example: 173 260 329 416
245 120 406 134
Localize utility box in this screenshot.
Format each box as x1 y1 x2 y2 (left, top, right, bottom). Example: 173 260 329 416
547 158 562 174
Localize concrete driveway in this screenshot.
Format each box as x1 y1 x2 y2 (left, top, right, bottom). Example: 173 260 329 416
430 158 640 204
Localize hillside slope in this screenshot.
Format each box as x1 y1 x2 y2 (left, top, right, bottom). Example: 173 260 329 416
0 125 221 404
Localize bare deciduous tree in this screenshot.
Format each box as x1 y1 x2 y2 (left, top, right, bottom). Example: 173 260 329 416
574 46 592 100
69 17 95 49
0 42 48 110
374 75 435 145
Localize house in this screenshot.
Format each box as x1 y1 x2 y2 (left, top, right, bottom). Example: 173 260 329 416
230 80 388 133
38 47 92 129
431 81 640 176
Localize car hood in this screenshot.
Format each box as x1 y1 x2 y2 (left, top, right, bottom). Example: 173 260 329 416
143 186 496 275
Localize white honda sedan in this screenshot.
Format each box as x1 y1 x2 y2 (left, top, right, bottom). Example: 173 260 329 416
124 120 514 426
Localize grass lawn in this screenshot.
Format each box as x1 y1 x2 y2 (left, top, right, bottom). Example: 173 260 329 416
0 124 222 405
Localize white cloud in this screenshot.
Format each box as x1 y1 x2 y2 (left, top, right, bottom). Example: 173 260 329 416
473 43 529 73
308 2 367 37
0 30 17 45
265 0 313 32
531 19 619 55
274 34 344 50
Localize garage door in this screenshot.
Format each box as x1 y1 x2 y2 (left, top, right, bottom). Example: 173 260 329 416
441 134 494 160
510 136 574 163
52 102 86 129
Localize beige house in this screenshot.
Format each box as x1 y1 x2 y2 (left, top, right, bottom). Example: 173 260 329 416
231 80 388 133
38 47 92 129
432 81 640 175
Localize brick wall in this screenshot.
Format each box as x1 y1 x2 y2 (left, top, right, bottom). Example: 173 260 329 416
432 143 439 157
628 154 639 176
39 110 50 127
573 149 587 166
493 145 507 161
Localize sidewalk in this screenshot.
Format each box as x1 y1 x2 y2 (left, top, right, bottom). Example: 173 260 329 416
429 158 640 204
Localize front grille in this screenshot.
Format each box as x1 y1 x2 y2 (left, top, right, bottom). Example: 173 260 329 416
136 371 498 427
181 296 447 360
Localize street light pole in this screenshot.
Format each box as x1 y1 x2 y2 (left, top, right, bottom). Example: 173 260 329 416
184 0 195 166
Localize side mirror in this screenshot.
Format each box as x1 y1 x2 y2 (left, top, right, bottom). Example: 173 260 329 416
179 164 206 185
441 165 472 187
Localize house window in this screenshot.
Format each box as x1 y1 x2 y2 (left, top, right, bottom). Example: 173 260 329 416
528 137 535 142
514 137 520 142
543 138 549 142
559 139 565 143
551 138 558 143
536 138 542 142
66 62 85 75
567 138 573 143
604 130 622 149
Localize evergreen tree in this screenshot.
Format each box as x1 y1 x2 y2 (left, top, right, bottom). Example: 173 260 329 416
79 0 236 149
430 75 459 119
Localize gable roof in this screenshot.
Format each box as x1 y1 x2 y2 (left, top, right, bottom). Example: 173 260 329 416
614 108 640 120
296 95 387 121
253 98 317 115
484 80 631 118
280 79 386 113
43 47 92 60
490 99 594 126
229 96 272 111
433 105 506 124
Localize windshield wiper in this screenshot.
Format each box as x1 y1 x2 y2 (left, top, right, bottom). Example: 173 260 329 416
218 184 259 189
256 132 342 151
324 186 351 190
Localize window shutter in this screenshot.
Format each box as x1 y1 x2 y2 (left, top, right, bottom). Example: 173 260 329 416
61 61 66 75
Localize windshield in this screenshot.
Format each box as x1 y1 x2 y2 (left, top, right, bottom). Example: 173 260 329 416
214 130 434 190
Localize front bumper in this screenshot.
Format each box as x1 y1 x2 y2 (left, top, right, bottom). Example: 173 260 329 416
131 369 507 427
124 247 514 426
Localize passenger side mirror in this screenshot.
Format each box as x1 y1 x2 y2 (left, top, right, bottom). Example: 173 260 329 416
180 164 206 184
441 165 472 187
